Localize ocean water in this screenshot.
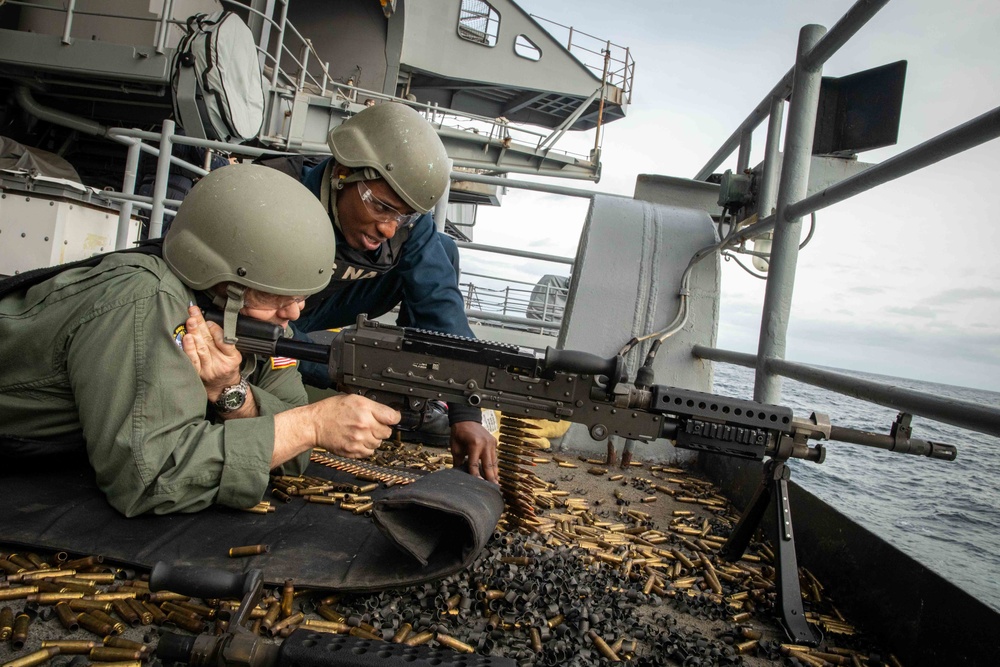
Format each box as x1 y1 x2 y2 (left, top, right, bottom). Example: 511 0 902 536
712 363 1000 613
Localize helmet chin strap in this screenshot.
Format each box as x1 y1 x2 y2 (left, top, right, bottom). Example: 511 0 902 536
211 283 246 344
323 162 381 234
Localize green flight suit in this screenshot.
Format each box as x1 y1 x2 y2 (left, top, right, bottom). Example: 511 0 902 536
0 253 309 516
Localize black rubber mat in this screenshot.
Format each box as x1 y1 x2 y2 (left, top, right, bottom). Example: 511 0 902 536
0 460 503 591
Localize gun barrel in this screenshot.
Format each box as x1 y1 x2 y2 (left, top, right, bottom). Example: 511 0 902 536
828 426 957 461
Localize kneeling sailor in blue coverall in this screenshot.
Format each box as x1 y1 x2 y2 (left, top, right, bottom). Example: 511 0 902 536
292 102 498 484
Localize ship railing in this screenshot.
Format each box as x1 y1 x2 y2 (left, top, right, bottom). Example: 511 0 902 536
529 14 635 105
455 243 573 336
676 0 1000 438
1 0 596 173
217 0 598 167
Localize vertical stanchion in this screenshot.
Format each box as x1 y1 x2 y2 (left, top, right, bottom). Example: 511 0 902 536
116 140 142 249
754 25 826 404
148 120 175 240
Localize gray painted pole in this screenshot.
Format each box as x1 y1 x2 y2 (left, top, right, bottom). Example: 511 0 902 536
754 25 827 404
148 119 175 240
115 139 141 249
433 159 453 233
693 345 1000 438
757 97 785 219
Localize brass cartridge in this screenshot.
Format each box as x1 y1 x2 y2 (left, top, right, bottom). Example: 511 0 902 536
435 633 475 654
316 604 346 624
141 601 168 625
90 609 125 635
391 622 412 643
227 545 269 558
302 619 350 634
160 602 201 620
735 640 758 655
529 627 543 653
76 612 114 637
403 631 434 646
69 599 112 614
280 579 295 618
73 573 116 585
11 612 32 649
1 586 40 602
103 637 149 655
111 598 141 626
40 640 99 655
89 662 142 667
260 602 281 630
0 606 13 641
348 627 381 641
2 647 60 667
125 598 153 625
165 611 205 633
267 611 304 637
587 630 620 662
87 591 137 601
53 602 80 631
89 647 143 662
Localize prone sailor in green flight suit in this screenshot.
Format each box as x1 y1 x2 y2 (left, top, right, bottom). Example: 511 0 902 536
0 164 400 516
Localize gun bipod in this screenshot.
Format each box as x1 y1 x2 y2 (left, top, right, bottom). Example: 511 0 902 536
720 459 820 646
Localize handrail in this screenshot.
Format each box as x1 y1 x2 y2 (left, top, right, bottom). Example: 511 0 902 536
681 0 1000 411
691 346 1000 439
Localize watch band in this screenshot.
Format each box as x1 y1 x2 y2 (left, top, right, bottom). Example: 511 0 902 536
214 378 249 414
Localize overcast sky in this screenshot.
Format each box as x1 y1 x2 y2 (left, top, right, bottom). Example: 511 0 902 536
462 0 1000 393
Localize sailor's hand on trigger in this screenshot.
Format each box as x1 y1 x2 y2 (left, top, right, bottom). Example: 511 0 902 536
181 304 243 401
451 422 499 484
311 394 400 458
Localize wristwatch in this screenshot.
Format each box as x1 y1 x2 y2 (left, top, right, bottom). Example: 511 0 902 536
214 378 249 414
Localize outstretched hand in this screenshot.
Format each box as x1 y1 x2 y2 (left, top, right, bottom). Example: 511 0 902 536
450 421 499 484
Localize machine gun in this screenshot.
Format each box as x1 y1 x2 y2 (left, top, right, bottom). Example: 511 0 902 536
208 312 957 644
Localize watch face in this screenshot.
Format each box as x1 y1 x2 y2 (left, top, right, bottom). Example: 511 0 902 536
219 382 248 411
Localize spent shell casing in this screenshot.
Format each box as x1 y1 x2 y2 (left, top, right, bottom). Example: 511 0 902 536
11 612 31 649
228 544 269 558
435 633 474 654
76 612 114 637
0 587 39 601
89 647 143 662
587 630 620 662
40 640 99 654
302 619 350 634
141 601 168 625
125 598 152 625
0 606 14 641
268 611 304 637
529 627 543 653
89 609 125 635
53 602 80 631
260 602 281 629
348 627 381 641
2 647 60 667
103 637 149 655
316 604 346 624
111 598 141 626
403 631 434 646
280 579 295 618
392 622 412 643
165 611 205 633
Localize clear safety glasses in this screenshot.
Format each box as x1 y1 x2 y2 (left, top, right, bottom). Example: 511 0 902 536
357 182 421 229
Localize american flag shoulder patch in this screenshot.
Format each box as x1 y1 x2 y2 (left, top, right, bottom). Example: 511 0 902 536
270 356 298 370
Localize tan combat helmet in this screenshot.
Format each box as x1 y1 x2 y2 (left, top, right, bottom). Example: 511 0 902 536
327 102 450 214
163 163 335 296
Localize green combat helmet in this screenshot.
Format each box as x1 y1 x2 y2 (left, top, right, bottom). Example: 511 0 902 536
327 102 450 213
163 163 335 341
